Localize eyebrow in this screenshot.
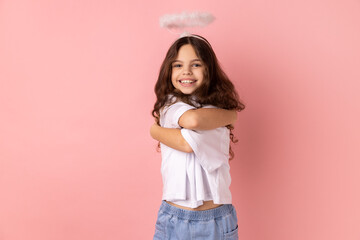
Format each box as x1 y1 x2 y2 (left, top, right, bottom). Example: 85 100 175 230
172 59 202 63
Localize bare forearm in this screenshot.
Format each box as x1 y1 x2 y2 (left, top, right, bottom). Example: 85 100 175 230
150 123 193 153
179 108 237 130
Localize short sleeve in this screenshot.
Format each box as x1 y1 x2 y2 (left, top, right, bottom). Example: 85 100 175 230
181 127 230 173
160 101 196 128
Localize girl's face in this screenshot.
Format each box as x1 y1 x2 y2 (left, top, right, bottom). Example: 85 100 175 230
171 44 205 95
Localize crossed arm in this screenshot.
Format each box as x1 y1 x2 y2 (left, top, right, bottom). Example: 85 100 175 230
150 108 237 153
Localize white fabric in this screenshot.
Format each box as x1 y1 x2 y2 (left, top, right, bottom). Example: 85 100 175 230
159 99 232 208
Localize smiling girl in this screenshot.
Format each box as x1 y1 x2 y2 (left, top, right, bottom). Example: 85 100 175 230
151 34 245 240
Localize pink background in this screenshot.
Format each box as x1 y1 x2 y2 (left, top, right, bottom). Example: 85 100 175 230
1 0 359 239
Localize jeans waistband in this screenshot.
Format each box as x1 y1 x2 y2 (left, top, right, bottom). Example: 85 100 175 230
159 200 234 221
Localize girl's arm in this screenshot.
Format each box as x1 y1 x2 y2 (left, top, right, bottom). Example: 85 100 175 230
179 108 237 130
150 123 193 153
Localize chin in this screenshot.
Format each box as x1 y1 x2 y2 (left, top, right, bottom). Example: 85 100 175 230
181 90 194 95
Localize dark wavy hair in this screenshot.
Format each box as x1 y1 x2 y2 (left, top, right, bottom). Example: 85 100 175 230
152 34 245 159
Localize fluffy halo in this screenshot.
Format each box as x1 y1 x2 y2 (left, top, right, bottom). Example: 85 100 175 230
159 11 215 29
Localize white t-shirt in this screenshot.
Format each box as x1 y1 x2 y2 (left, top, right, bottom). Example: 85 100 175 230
159 98 232 208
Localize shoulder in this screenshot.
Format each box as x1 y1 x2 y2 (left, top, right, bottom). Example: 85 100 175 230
161 96 194 114
160 98 196 127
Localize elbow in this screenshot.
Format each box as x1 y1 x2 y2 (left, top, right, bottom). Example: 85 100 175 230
180 111 199 130
182 140 193 153
185 119 199 130
150 129 154 139
150 132 157 141
150 123 159 140
183 145 193 153
231 110 238 125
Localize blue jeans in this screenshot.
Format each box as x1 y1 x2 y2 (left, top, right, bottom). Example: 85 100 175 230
153 201 239 240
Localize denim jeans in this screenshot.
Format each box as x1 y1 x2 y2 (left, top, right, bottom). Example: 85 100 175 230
153 200 239 240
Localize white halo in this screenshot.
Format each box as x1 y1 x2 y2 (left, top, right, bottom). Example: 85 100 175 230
159 11 215 31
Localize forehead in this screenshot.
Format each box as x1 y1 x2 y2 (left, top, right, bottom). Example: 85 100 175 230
175 44 200 60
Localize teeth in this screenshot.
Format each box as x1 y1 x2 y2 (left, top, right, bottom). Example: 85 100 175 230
180 80 194 83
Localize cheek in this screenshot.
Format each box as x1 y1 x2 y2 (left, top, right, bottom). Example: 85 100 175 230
196 69 205 79
171 76 177 87
171 73 176 82
171 69 180 81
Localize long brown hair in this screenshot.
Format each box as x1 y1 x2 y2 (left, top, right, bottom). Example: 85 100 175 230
152 34 245 159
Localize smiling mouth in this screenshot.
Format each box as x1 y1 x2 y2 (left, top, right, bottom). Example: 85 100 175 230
178 79 197 87
179 79 197 84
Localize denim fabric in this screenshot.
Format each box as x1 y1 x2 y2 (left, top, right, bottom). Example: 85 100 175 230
153 201 238 240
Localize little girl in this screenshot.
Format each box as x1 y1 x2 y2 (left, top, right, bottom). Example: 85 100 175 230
150 34 245 240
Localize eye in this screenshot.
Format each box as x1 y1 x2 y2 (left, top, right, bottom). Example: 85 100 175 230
192 63 202 67
172 64 182 68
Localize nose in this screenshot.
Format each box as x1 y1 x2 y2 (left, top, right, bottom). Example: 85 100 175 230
182 66 192 75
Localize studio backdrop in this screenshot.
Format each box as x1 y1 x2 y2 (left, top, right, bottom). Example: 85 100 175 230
0 0 359 239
